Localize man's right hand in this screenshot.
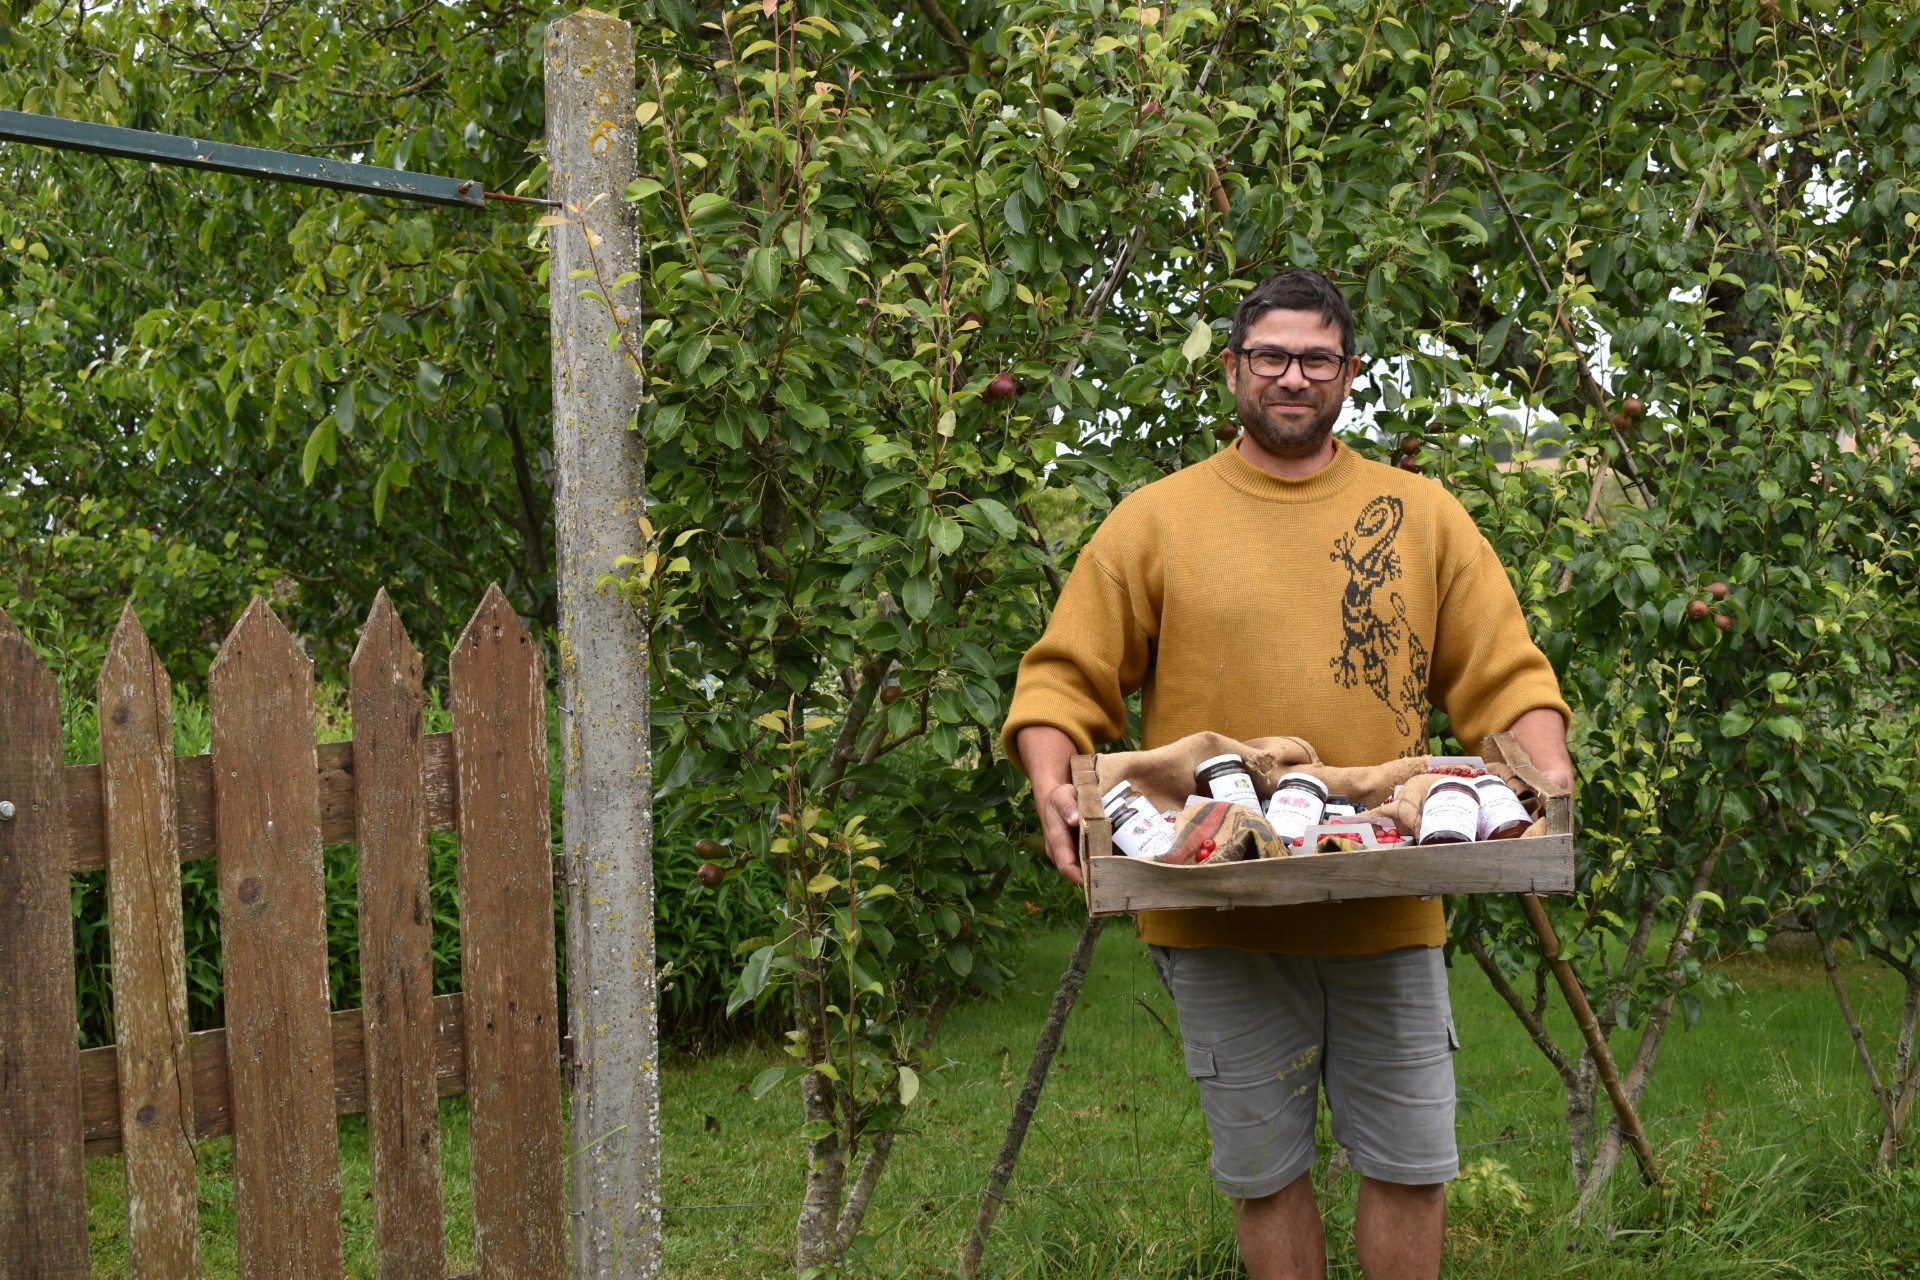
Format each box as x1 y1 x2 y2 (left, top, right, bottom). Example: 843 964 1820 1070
1016 725 1086 887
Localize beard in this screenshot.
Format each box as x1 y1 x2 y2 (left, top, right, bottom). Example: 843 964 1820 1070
1233 380 1344 457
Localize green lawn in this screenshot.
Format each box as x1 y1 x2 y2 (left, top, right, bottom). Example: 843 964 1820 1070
81 925 1920 1277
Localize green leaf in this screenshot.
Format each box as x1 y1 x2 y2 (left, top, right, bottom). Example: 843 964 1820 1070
898 1065 920 1106
677 336 712 377
807 873 842 894
728 945 775 1016
1004 191 1028 235
623 177 665 201
930 517 963 556
963 498 1020 540
750 1066 790 1099
1764 715 1804 743
1181 316 1213 364
301 422 336 485
901 576 935 620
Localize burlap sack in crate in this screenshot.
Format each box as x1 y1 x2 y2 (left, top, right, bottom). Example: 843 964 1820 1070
1069 731 1573 917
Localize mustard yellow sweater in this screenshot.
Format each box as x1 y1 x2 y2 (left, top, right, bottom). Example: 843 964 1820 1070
1002 441 1570 954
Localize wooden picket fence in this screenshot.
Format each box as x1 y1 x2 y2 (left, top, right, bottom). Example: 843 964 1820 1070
0 587 565 1279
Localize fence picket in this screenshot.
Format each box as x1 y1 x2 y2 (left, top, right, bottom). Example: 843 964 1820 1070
350 590 447 1279
98 606 199 1277
0 606 90 1277
208 598 345 1280
451 586 564 1279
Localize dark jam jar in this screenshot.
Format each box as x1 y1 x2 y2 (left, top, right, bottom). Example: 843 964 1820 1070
1193 753 1260 813
1418 779 1480 845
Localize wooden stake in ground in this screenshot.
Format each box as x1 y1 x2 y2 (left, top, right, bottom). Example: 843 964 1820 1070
1516 894 1663 1195
959 915 1106 1280
546 10 660 1278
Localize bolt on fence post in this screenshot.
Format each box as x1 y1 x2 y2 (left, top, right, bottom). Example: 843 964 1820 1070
545 10 660 1279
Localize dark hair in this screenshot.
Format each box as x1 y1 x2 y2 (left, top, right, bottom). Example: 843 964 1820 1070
1228 269 1354 356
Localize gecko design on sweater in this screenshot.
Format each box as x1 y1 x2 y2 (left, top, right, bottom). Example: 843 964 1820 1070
1328 495 1431 737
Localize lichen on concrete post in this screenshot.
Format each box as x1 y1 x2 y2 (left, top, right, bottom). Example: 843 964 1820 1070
544 10 659 1278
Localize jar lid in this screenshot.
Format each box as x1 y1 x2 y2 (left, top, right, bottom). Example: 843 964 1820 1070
1275 771 1328 798
1194 753 1247 773
1100 781 1136 814
1472 775 1514 791
1429 778 1479 796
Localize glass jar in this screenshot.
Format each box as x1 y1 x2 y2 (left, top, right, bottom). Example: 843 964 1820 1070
1473 775 1533 840
1193 753 1261 813
1101 781 1177 860
1263 771 1329 844
1323 794 1357 819
1418 779 1481 845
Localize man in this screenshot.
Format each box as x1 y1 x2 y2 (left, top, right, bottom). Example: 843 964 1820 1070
1000 270 1573 1280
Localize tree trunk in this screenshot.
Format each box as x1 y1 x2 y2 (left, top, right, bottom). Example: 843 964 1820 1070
1573 851 1720 1218
1879 972 1920 1172
546 13 659 1278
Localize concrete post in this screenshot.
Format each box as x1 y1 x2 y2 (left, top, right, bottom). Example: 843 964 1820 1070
544 11 659 1278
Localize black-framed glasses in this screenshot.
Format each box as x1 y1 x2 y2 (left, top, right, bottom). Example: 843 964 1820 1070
1232 346 1349 381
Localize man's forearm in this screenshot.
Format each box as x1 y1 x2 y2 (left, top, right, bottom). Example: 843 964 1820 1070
1504 706 1573 791
1015 724 1079 794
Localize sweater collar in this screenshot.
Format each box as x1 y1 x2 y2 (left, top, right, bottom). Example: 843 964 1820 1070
1209 437 1360 503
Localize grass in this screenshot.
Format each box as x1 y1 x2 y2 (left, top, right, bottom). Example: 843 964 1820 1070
78 926 1920 1278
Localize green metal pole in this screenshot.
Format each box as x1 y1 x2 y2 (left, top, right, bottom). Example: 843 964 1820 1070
0 109 486 208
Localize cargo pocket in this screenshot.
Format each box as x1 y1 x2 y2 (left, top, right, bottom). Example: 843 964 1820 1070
1183 1041 1218 1080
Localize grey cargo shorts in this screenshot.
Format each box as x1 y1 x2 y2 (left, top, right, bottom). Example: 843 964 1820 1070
1148 944 1460 1200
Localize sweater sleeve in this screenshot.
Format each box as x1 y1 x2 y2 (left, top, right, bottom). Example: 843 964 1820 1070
1427 524 1571 752
999 532 1158 772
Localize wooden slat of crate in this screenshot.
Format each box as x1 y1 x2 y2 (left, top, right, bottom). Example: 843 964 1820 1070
64 733 458 872
1072 733 1574 918
451 587 565 1279
351 591 448 1280
97 608 199 1277
0 606 91 1277
209 599 345 1279
77 993 470 1157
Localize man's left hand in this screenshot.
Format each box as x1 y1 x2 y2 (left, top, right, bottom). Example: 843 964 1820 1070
1504 706 1574 793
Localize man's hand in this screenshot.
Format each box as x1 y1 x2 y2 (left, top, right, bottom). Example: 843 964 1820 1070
1016 725 1086 886
1505 706 1574 794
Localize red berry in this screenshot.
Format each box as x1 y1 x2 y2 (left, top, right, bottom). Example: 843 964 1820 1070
1688 600 1711 620
1708 581 1729 600
1214 422 1239 442
1623 394 1643 418
957 311 983 330
697 862 726 888
694 837 725 859
1400 436 1421 455
1714 613 1733 632
985 371 1018 401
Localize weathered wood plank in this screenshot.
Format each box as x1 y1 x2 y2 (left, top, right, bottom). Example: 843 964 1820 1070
209 598 344 1279
451 587 565 1280
0 606 90 1277
64 733 458 872
97 606 199 1277
351 591 447 1280
79 993 470 1157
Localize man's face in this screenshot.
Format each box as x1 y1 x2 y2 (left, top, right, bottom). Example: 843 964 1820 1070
1220 309 1360 459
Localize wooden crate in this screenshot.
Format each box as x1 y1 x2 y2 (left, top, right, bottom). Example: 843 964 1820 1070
1071 732 1573 917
